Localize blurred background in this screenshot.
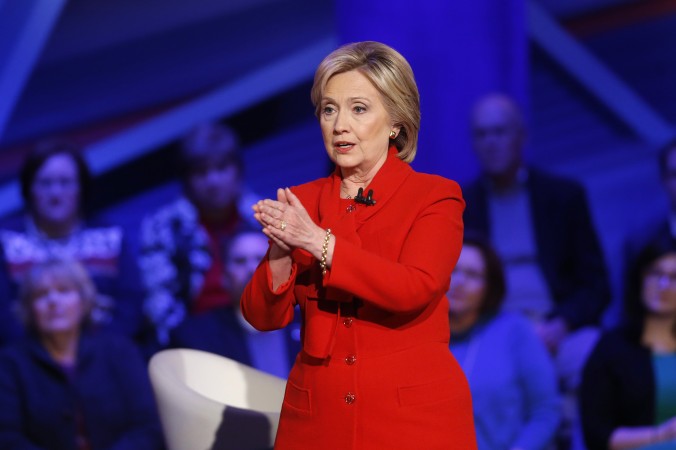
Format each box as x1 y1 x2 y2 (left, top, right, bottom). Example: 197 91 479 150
0 0 674 324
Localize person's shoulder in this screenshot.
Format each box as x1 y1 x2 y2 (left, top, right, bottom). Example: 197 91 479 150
292 176 331 195
173 308 236 338
0 337 47 369
0 221 29 249
459 176 482 192
171 308 245 355
0 343 24 382
407 171 463 198
491 310 531 327
0 340 26 363
0 214 26 233
487 312 536 337
83 330 141 356
592 326 640 359
80 220 124 237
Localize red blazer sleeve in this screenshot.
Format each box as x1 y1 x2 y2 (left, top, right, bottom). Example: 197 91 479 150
325 178 464 313
240 179 326 332
240 248 298 331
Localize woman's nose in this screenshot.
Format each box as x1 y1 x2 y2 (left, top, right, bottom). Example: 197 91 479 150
333 109 349 133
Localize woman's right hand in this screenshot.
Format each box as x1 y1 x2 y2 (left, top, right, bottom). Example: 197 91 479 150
253 189 292 255
253 189 295 290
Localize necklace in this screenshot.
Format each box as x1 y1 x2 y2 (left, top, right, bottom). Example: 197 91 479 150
340 186 353 199
341 190 356 212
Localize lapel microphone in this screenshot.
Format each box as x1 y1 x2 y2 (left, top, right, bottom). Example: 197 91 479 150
354 188 376 206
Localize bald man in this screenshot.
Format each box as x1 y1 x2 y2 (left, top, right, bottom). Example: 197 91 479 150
463 93 610 350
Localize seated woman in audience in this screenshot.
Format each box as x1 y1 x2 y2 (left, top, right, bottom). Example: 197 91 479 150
0 139 144 345
449 234 560 450
0 258 164 449
580 242 676 450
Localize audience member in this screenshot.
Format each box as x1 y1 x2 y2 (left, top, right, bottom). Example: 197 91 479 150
579 241 676 450
0 140 144 346
139 122 255 347
449 233 560 450
463 93 610 348
171 228 301 378
0 258 164 449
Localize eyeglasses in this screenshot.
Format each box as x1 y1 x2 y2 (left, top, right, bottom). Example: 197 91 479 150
644 269 676 287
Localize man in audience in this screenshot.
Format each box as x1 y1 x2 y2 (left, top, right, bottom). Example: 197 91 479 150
171 228 300 378
463 93 610 351
139 122 255 349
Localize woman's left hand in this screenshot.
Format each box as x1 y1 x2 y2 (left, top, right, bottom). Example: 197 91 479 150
255 188 325 259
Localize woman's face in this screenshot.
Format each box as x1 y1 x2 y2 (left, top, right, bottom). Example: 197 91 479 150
187 157 241 214
447 245 487 318
31 275 85 335
642 252 676 317
30 153 80 226
319 70 396 173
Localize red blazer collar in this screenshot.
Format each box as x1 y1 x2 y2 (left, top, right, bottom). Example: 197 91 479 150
318 146 412 232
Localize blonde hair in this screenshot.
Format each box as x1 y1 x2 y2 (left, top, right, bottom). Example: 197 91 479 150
18 258 96 331
310 41 421 163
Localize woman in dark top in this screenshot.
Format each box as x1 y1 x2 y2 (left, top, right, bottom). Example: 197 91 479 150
580 241 676 449
0 258 164 450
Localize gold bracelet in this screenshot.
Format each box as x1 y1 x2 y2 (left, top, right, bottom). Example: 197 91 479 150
319 228 332 276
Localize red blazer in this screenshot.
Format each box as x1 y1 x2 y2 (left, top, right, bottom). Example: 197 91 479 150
242 150 477 450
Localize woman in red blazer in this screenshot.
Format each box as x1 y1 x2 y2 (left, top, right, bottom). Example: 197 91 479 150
242 41 477 450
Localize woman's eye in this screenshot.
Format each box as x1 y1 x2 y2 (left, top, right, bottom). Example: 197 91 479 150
354 106 366 113
322 106 335 115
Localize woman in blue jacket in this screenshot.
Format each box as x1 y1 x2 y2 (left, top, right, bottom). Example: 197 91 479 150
0 258 164 450
449 234 561 450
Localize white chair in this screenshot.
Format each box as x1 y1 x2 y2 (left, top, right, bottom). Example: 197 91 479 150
148 348 286 450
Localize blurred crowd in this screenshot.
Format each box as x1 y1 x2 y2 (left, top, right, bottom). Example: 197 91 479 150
0 94 674 450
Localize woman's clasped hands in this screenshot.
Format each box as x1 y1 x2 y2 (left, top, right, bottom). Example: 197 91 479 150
253 188 325 260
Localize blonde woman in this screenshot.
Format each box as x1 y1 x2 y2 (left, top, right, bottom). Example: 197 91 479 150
0 258 163 449
242 41 475 449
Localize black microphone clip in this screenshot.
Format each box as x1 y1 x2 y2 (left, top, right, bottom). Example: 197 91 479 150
354 188 376 206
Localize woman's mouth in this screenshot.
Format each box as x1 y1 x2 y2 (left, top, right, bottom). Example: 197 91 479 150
334 142 355 154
